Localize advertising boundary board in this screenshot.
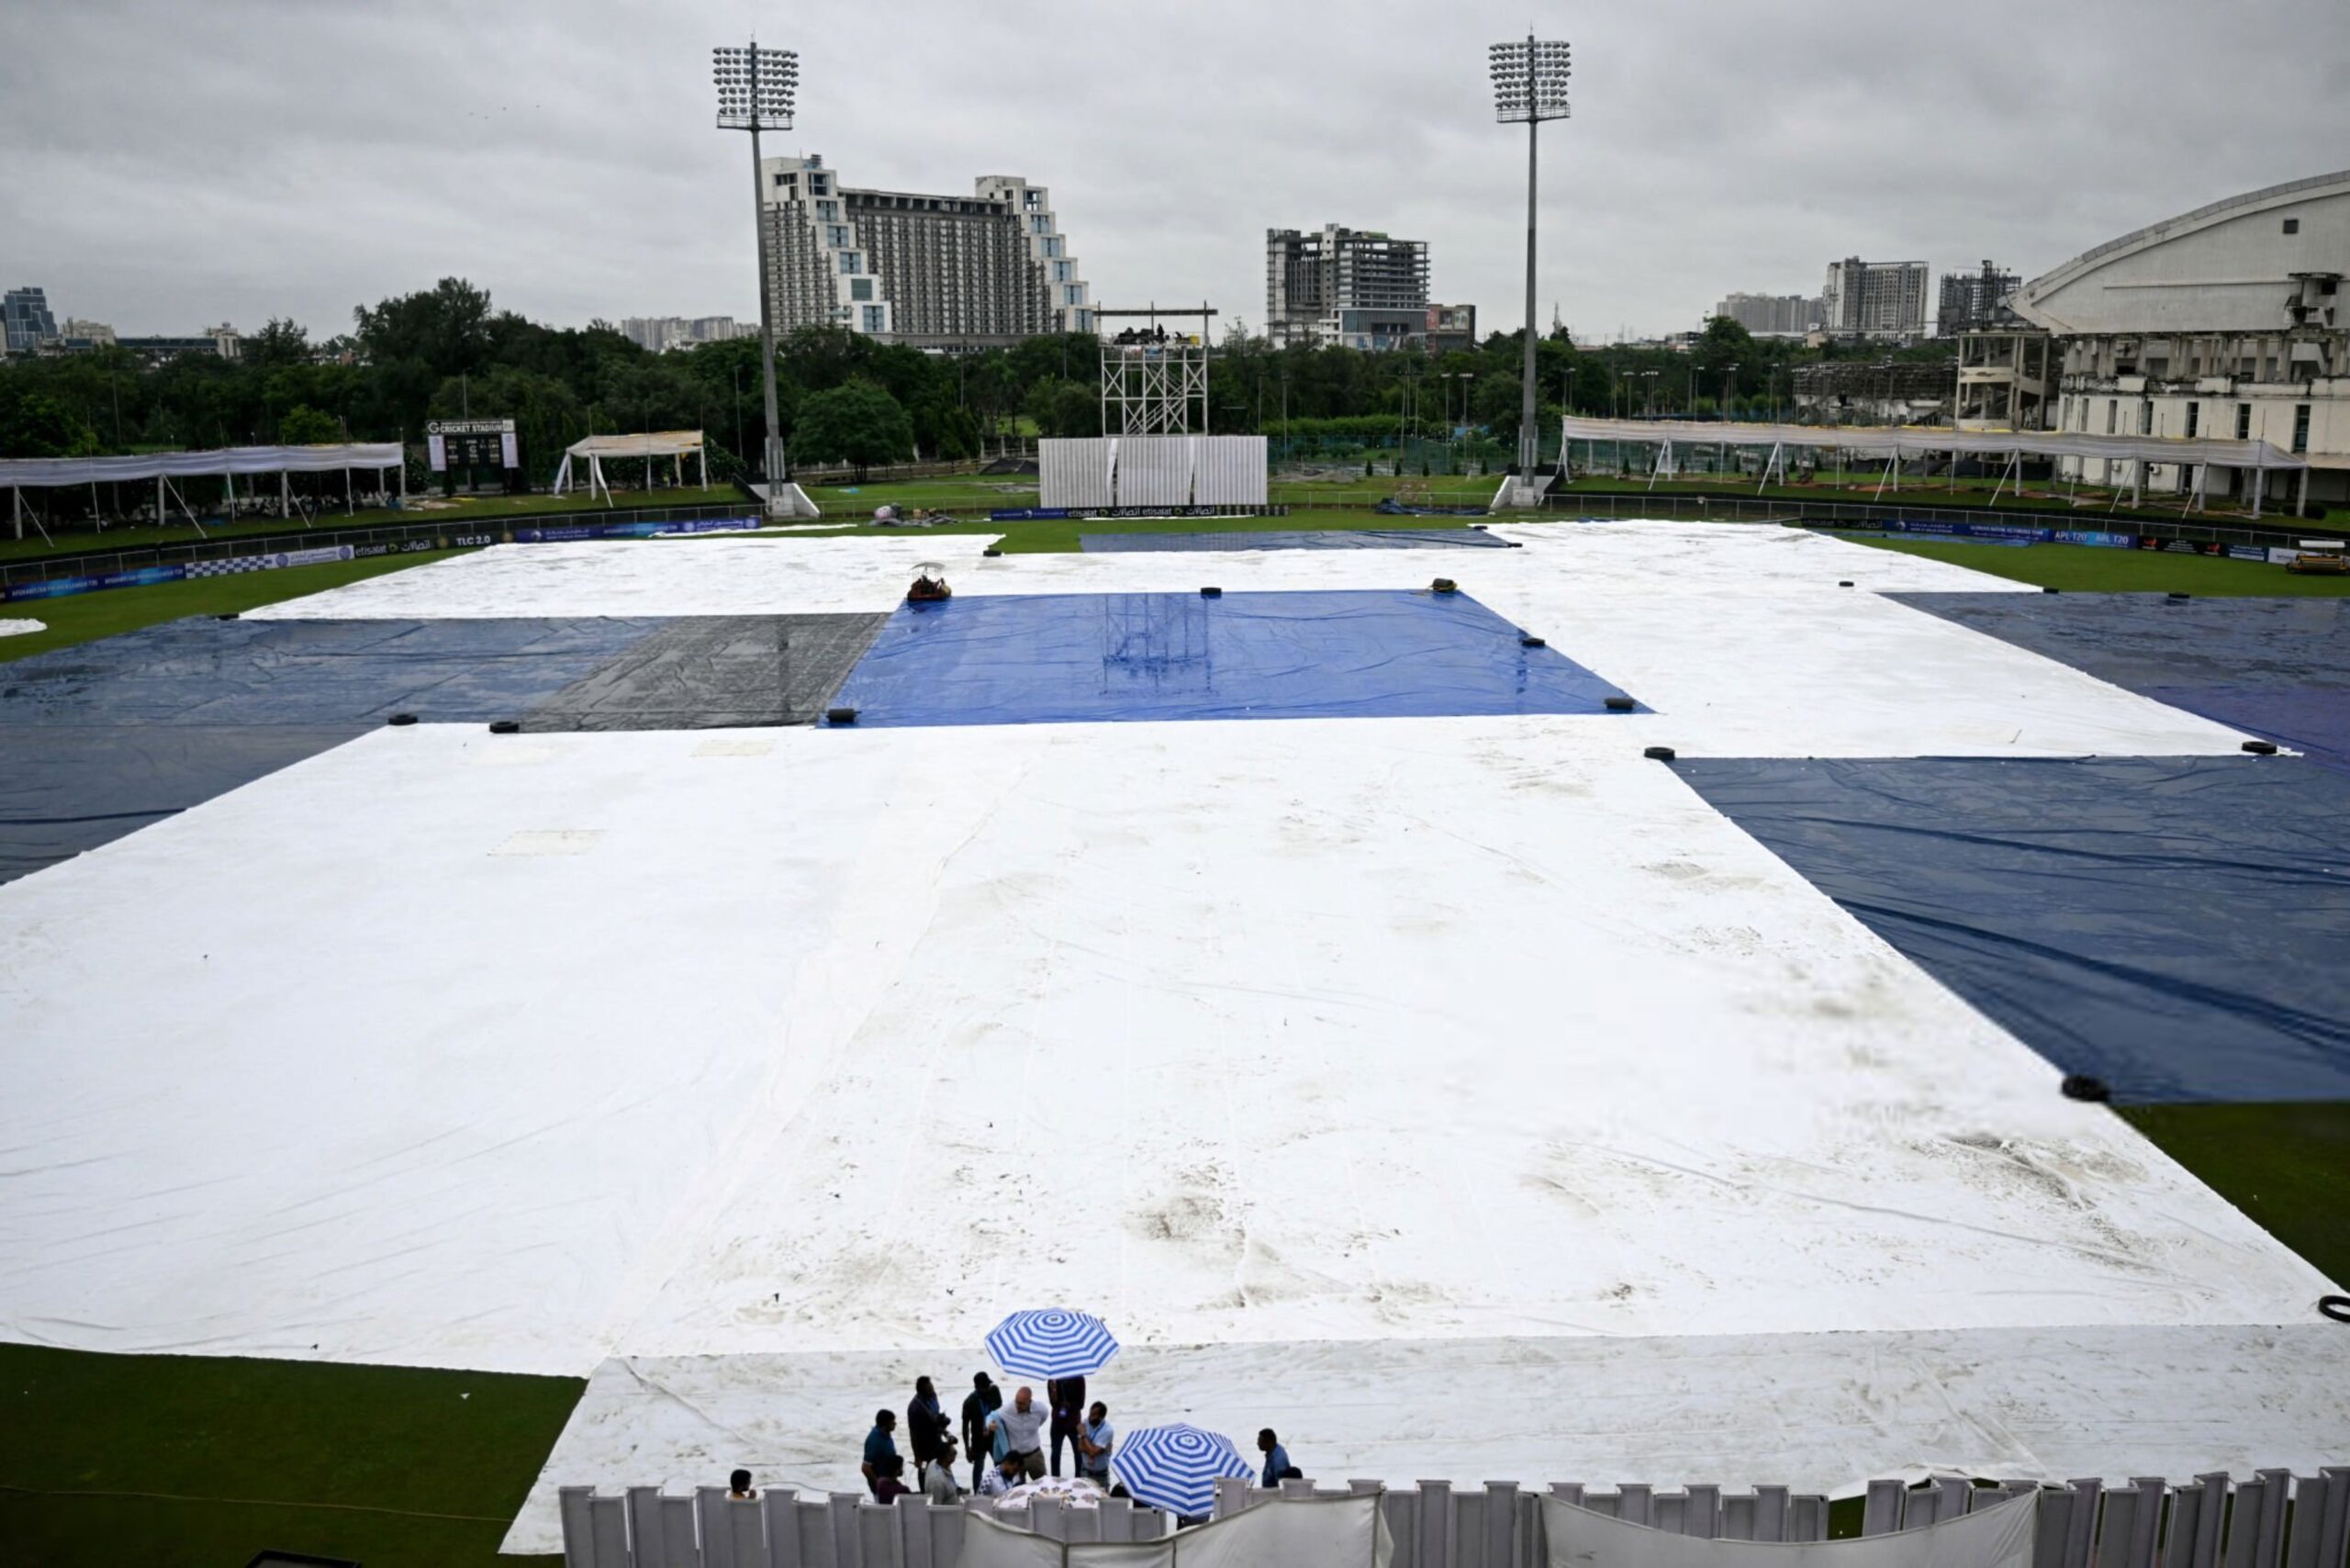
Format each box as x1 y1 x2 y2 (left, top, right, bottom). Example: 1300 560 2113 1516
1 545 363 603
990 505 1289 522
513 518 761 543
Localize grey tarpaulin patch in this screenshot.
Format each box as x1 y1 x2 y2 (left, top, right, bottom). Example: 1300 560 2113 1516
518 613 889 731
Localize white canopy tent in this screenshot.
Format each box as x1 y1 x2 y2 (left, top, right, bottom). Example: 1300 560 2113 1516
1558 416 2313 517
0 442 406 540
550 431 708 507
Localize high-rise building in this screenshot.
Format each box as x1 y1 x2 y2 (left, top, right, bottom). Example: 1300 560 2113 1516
1936 261 2025 337
1266 226 1431 351
1713 292 1822 337
1820 258 1930 340
757 154 1091 353
4 286 58 354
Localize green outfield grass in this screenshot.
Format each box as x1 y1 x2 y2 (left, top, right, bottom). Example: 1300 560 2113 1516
0 1345 577 1568
0 549 479 663
2119 1103 2350 1292
1830 532 2350 594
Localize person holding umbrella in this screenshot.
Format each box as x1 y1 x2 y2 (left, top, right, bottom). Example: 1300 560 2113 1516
981 1309 1121 1484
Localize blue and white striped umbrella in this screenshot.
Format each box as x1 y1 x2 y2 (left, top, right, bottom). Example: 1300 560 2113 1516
983 1308 1120 1379
1110 1424 1257 1518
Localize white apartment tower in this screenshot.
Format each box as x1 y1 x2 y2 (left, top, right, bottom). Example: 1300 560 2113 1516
758 154 1091 353
1821 257 1930 340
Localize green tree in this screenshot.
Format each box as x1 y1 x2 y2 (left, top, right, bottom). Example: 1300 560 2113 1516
353 278 496 380
790 378 913 478
276 405 343 444
249 318 312 368
0 386 99 457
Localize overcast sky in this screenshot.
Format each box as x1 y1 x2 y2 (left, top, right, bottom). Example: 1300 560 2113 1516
6 0 2345 342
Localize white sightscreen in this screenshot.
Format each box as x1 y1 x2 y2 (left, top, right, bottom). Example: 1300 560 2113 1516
1041 439 1115 509
1116 436 1194 508
1192 436 1269 506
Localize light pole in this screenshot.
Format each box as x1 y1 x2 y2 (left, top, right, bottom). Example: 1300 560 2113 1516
712 41 798 511
1489 34 1571 480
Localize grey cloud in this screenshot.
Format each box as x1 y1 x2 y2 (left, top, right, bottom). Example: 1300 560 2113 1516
3 0 2344 339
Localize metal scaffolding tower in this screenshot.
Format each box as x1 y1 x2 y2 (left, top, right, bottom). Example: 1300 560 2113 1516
1096 305 1218 436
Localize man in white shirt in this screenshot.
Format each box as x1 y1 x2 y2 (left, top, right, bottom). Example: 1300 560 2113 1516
923 1440 964 1505
987 1385 1048 1481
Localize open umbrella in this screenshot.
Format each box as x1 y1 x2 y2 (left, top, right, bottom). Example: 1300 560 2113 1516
984 1308 1120 1380
1111 1424 1257 1519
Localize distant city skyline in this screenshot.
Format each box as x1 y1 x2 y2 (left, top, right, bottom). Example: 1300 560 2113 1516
2 0 2344 342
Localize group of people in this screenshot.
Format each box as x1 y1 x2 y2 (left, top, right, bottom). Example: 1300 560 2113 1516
719 1393 1301 1524
857 1372 1115 1505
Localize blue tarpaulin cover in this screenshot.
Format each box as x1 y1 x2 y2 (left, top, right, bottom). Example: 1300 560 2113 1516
828 588 1639 726
1079 529 1513 553
1676 755 2350 1104
1896 593 2350 774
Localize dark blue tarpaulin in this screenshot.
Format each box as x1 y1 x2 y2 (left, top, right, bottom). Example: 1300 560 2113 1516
0 724 369 886
828 589 1639 726
1896 593 2350 774
1079 529 1514 553
1676 755 2350 1104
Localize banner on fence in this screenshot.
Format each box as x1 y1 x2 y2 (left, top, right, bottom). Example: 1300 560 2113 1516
2268 546 2303 564
2053 530 2137 549
1885 520 2053 543
5 543 360 602
2142 537 2224 555
2226 543 2273 562
991 509 1076 521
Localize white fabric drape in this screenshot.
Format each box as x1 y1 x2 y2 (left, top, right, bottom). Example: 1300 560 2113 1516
957 1494 1391 1568
0 443 403 487
1540 1493 2036 1568
1559 416 2305 470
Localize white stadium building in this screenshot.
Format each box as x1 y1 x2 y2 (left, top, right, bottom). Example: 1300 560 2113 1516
2017 170 2349 510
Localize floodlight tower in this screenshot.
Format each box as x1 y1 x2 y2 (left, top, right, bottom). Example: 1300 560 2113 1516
1489 34 1571 479
712 41 798 508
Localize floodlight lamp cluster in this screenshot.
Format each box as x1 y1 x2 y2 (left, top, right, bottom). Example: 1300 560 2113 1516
712 43 798 129
1489 38 1571 122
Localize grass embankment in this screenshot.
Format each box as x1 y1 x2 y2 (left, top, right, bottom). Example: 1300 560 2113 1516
0 549 478 663
1833 532 2350 595
0 1346 578 1568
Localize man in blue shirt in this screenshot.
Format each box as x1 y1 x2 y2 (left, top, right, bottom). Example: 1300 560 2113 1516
863 1408 903 1499
1076 1401 1114 1485
1257 1428 1294 1489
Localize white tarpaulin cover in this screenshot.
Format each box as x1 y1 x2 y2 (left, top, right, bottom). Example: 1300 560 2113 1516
1559 415 2308 471
0 442 403 487
4 521 2344 1560
1541 1491 2034 1568
960 1494 1390 1568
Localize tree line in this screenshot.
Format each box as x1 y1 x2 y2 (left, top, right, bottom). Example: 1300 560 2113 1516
0 276 1955 481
